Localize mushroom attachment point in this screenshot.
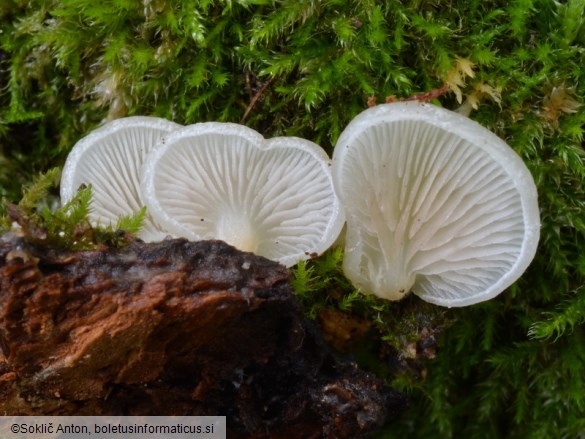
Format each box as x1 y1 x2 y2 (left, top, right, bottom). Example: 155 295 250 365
141 122 345 267
332 102 540 307
60 116 181 242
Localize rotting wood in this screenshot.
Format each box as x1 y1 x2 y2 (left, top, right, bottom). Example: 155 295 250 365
0 234 406 437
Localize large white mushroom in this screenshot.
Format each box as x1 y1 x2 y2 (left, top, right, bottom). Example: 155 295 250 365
332 101 540 307
141 122 345 267
60 116 181 241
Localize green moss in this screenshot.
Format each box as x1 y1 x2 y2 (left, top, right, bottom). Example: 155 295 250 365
1 0 585 436
1 167 146 249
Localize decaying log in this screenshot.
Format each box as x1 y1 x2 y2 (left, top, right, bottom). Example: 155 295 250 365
0 234 406 437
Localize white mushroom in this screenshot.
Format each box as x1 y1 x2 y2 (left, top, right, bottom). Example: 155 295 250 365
332 101 540 307
141 122 345 267
60 116 181 241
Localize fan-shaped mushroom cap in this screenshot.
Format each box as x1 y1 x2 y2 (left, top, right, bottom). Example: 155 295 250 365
60 116 181 241
332 102 540 307
141 122 344 267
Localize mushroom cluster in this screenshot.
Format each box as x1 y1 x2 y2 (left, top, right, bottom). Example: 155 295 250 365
60 102 540 307
61 118 344 268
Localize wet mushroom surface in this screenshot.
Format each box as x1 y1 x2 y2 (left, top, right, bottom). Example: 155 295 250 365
332 101 540 307
141 122 345 267
60 116 182 242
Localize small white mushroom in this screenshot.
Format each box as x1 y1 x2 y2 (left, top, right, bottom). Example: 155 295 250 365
141 122 345 267
60 116 181 241
332 102 540 307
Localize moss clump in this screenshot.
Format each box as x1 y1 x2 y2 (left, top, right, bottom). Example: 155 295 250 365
2 0 585 437
1 167 146 249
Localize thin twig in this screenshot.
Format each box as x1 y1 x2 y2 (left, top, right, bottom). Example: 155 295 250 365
240 78 274 124
393 84 450 103
368 83 451 108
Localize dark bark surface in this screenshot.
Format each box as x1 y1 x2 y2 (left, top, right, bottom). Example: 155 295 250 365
0 235 406 437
